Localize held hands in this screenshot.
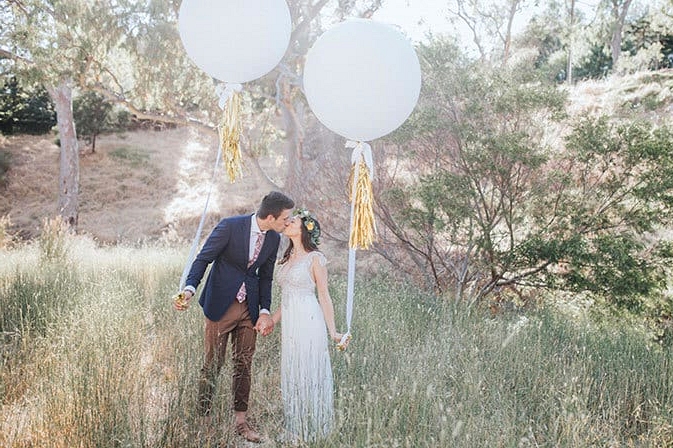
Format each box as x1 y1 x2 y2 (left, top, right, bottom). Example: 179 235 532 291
254 314 275 336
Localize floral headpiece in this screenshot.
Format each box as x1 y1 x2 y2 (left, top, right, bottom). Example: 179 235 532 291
294 208 321 246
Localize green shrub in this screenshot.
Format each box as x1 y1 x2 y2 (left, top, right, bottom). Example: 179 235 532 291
73 91 132 151
109 146 150 167
0 75 56 135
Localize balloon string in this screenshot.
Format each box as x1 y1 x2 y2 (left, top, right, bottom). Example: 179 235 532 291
344 140 376 334
344 142 361 334
178 141 223 291
346 247 356 333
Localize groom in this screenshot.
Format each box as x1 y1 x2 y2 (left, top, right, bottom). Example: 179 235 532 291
176 191 294 443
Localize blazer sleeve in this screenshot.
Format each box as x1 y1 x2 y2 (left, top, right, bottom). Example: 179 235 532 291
185 219 232 290
257 232 279 311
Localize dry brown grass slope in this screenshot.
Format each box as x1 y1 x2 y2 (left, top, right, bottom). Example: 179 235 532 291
0 126 286 244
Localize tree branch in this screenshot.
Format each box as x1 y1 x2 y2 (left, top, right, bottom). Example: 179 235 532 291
0 47 33 65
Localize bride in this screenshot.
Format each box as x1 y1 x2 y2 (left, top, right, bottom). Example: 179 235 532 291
270 208 349 443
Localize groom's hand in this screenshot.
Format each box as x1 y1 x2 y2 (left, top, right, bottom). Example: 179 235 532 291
173 290 193 311
255 314 275 336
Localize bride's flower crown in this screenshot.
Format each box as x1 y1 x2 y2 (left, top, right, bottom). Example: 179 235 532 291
294 208 321 246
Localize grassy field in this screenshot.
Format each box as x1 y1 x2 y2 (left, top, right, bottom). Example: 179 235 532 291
1 231 673 447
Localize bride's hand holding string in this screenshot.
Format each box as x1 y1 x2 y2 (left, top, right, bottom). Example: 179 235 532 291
332 332 351 351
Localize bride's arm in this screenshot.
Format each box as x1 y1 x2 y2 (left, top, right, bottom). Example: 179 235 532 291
271 307 281 326
312 255 342 342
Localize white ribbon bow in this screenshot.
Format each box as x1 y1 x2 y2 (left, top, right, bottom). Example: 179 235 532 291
215 82 243 109
346 140 374 178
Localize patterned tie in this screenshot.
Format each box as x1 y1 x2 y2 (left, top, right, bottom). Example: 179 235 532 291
236 232 265 303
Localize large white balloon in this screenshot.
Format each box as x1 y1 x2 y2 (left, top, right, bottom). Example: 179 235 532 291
179 0 292 83
303 19 421 142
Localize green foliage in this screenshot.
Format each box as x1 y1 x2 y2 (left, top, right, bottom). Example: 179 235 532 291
109 146 150 167
574 44 612 79
525 118 673 311
378 38 568 301
73 91 130 151
378 37 673 324
623 14 673 71
514 8 565 77
0 76 56 135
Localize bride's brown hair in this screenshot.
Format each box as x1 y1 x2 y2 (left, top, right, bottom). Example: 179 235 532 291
279 214 321 264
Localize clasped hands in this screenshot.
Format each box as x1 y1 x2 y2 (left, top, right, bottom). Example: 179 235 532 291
254 314 274 336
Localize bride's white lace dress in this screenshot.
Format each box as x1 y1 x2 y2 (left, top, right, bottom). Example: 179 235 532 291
276 251 334 443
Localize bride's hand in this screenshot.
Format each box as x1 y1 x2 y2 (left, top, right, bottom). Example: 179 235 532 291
334 332 351 351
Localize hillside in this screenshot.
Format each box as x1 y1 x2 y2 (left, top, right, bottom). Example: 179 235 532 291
1 70 672 245
0 126 286 244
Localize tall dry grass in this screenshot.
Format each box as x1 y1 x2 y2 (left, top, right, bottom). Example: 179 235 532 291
1 235 672 447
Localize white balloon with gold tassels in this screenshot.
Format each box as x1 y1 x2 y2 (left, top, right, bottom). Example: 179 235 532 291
179 0 291 183
303 19 422 347
173 0 291 309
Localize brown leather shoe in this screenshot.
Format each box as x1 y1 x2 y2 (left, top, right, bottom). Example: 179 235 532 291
236 421 262 443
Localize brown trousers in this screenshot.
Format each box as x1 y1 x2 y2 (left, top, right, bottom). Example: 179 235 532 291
198 300 257 414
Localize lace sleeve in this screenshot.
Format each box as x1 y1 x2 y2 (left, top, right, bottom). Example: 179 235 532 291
310 251 327 267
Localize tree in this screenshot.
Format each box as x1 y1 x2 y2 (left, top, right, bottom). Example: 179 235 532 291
270 0 384 198
516 0 603 83
514 3 566 81
448 0 527 63
606 0 634 68
549 118 673 308
0 75 55 134
620 2 673 71
584 0 637 72
372 37 673 312
567 0 576 83
72 91 130 152
0 1 145 227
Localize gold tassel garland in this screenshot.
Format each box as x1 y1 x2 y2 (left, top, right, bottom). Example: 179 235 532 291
219 90 243 183
348 157 376 249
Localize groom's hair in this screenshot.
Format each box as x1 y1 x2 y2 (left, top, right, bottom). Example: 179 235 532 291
257 191 294 219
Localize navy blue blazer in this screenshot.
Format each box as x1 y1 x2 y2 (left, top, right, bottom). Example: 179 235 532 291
185 214 280 324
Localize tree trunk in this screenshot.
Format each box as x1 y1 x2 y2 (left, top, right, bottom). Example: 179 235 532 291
610 0 633 69
567 0 575 84
502 0 521 64
280 77 304 194
49 79 80 229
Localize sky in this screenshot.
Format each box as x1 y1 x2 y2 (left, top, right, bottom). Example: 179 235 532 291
371 0 607 46
372 0 456 43
373 0 481 44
